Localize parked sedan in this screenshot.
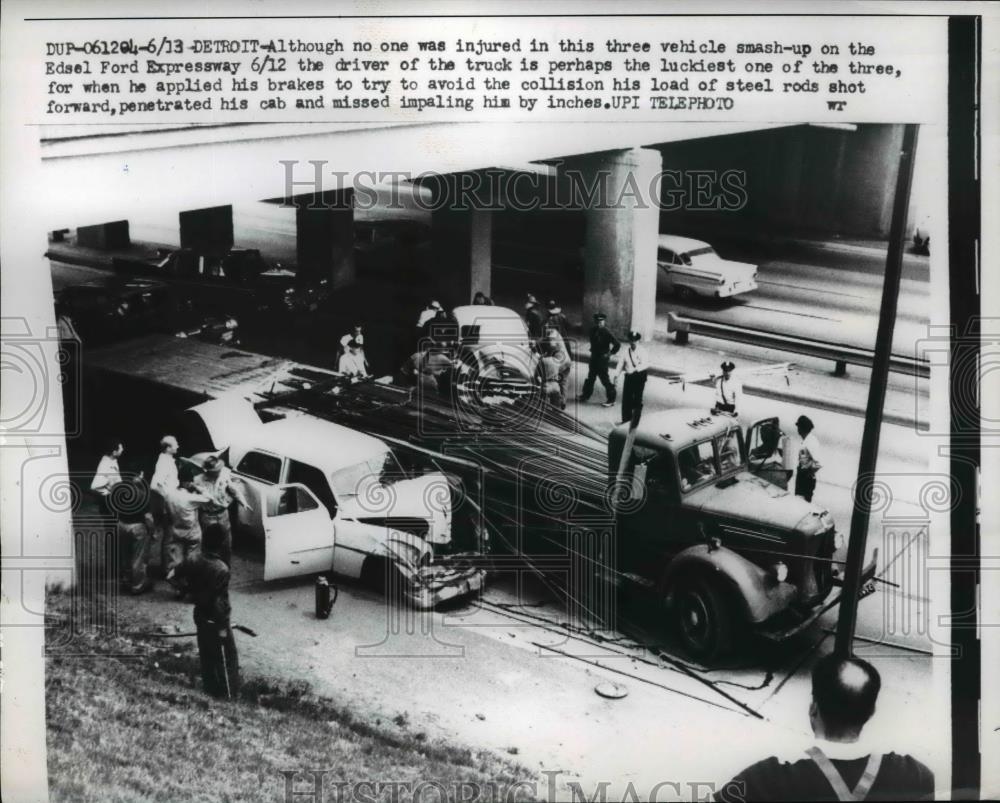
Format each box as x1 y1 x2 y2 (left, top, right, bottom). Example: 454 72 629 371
656 235 758 301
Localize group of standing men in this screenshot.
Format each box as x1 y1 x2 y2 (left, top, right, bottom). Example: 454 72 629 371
90 435 247 698
578 311 649 425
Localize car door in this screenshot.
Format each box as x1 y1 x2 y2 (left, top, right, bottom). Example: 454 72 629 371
263 483 335 581
744 417 793 490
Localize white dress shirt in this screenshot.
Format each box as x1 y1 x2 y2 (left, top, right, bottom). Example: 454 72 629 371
798 432 823 472
151 452 179 496
715 375 742 407
90 455 122 495
339 350 369 377
614 345 648 379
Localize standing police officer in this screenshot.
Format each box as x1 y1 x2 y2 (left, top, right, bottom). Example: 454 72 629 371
578 312 620 407
176 523 240 700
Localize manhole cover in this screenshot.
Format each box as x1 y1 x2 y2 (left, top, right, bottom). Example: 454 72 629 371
594 681 628 699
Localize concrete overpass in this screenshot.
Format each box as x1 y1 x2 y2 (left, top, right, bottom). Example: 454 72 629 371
39 121 790 336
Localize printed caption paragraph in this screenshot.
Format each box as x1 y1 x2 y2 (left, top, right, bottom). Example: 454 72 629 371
33 16 943 123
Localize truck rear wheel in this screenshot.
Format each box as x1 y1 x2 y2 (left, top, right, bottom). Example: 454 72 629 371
672 578 734 662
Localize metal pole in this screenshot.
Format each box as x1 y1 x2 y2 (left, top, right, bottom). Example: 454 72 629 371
834 124 920 657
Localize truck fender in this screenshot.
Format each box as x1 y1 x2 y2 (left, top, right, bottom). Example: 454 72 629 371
662 544 789 625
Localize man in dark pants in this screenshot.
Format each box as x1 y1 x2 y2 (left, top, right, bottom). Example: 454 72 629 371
716 653 934 801
578 312 620 407
176 524 239 699
613 330 648 424
795 414 823 503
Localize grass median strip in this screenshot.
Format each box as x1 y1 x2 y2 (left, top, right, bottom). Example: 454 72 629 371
45 590 537 802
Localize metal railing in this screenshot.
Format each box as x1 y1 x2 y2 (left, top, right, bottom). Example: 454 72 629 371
666 312 929 379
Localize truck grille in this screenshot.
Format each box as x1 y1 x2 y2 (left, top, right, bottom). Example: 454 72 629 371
790 529 835 606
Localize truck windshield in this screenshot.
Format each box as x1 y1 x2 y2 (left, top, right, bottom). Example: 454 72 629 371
677 441 718 491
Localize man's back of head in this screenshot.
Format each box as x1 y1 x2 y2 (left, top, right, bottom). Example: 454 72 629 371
811 653 881 741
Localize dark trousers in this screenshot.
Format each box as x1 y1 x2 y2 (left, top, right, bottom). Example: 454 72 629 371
795 469 817 502
199 509 233 567
118 519 151 594
621 371 647 424
194 616 240 699
581 355 615 402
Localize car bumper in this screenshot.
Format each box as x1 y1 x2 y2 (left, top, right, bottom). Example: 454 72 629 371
405 561 486 609
715 279 758 298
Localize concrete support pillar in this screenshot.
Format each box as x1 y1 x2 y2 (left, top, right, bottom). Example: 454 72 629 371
178 205 233 257
576 147 662 340
430 205 492 306
294 189 355 287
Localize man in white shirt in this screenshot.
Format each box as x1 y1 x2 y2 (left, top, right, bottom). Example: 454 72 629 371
795 415 823 502
150 435 180 573
613 331 649 424
338 339 370 380
151 435 180 495
90 439 124 516
713 360 742 415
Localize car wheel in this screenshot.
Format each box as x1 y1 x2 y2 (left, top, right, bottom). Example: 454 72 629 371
675 286 695 302
672 578 734 662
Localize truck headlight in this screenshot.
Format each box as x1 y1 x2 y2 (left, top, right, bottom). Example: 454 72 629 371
771 561 789 583
718 277 726 285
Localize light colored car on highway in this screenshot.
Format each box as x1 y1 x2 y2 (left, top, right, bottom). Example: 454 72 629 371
656 235 758 300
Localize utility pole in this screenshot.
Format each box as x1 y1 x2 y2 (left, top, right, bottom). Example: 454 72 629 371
835 124 920 657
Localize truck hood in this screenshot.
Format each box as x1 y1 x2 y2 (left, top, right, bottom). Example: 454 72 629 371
689 472 832 534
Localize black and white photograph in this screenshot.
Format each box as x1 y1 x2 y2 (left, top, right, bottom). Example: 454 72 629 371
0 3 994 801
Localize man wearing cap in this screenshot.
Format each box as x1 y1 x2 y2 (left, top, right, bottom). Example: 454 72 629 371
613 331 649 424
713 361 742 415
715 653 934 801
795 415 823 502
524 294 546 341
194 455 251 567
175 523 240 699
545 300 569 339
163 466 213 593
579 312 620 407
417 300 442 329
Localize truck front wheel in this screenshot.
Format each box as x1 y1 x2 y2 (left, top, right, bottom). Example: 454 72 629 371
672 578 734 662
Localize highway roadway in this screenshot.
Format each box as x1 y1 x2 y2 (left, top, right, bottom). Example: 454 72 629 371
122 200 931 363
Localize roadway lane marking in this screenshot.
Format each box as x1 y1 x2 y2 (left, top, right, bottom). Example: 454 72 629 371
757 279 870 300
732 301 843 322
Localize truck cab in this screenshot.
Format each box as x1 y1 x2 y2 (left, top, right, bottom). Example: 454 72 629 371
180 398 483 608
609 408 876 660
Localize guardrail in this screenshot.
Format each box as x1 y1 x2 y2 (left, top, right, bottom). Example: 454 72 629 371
666 312 930 379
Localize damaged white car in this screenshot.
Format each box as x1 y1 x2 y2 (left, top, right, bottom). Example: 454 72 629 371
183 398 485 608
